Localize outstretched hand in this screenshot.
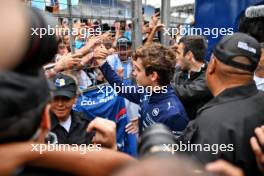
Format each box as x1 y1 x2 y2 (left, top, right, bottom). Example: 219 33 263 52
87 117 117 150
250 126 264 175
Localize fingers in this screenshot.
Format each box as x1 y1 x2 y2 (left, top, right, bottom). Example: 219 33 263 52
255 126 264 145
251 127 264 174
127 128 138 134
170 44 178 50
127 129 138 134
102 32 112 40
94 45 109 59
91 131 104 144
87 118 100 133
131 117 139 121
151 12 160 20
125 124 138 134
125 122 133 131
116 68 124 77
206 160 244 176
157 24 165 28
80 36 103 54
93 36 103 45
154 12 160 17
94 44 107 51
155 24 165 32
87 117 116 135
56 57 80 70
251 126 264 158
125 119 139 134
71 52 83 58
250 137 262 157
69 58 82 63
95 53 108 60
98 49 109 55
87 117 116 149
64 59 82 69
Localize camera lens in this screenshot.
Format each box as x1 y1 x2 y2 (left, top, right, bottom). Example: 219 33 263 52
138 124 176 157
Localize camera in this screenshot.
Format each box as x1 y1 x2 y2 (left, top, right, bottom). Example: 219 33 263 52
138 124 177 158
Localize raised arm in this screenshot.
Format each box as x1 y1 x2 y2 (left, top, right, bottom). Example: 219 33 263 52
91 45 142 104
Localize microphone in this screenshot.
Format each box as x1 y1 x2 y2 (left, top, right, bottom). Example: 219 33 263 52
245 5 264 18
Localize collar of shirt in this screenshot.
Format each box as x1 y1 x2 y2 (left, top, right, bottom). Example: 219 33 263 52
59 115 72 133
148 85 175 103
197 82 258 114
50 111 83 132
187 63 206 79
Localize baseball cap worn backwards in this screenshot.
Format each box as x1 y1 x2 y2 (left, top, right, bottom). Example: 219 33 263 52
213 32 261 72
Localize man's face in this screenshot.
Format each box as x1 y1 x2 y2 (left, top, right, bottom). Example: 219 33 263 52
50 96 76 122
118 45 131 61
175 43 189 71
132 58 152 87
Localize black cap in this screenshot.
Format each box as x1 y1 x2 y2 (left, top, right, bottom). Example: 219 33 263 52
213 32 261 72
53 74 77 98
117 36 132 47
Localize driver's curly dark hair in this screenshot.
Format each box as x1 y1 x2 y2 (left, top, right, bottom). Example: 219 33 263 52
133 43 176 86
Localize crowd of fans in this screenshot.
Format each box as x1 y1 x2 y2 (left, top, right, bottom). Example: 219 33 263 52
1 1 264 176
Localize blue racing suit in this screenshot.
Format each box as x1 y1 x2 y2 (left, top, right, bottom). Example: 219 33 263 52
100 61 189 136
